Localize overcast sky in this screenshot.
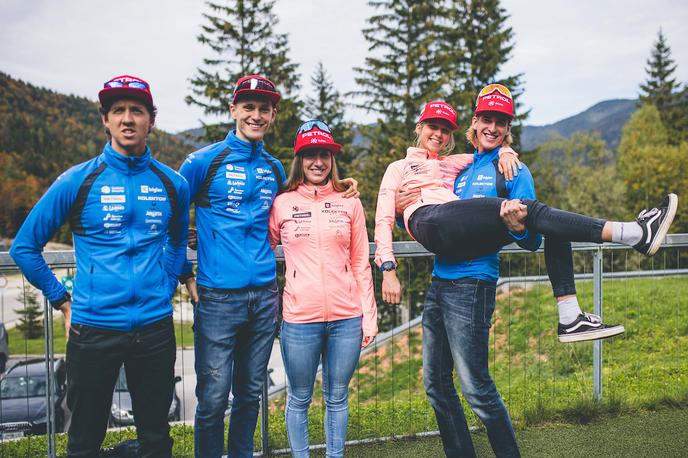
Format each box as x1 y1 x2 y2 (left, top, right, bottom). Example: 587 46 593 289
1 0 686 133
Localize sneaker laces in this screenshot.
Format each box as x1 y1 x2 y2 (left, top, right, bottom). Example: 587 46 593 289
637 207 660 222
582 312 602 323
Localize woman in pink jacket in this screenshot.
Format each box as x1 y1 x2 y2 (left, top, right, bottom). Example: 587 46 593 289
269 120 377 458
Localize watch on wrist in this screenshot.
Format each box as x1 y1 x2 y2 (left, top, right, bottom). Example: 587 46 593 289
379 261 396 272
50 292 71 311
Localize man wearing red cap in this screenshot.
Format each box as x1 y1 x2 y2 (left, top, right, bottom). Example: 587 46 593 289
10 75 190 457
179 75 286 458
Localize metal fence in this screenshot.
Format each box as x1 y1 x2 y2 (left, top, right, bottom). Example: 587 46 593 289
0 234 687 456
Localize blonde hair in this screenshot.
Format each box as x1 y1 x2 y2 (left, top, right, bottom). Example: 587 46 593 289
465 114 513 149
414 121 456 154
284 149 346 193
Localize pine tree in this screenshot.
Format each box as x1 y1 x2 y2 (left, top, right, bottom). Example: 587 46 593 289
186 0 303 160
15 287 44 340
640 29 678 113
441 0 528 150
353 0 446 135
304 62 355 174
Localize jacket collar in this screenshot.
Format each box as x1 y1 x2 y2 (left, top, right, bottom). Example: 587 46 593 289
295 180 335 199
406 147 438 159
473 145 502 164
224 130 264 160
102 142 151 173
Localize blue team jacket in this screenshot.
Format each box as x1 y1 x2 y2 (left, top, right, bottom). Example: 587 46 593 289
10 143 190 330
179 131 286 289
433 146 542 282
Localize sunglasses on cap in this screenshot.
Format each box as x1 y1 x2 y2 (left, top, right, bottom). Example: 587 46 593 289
104 80 149 90
234 77 277 94
296 119 332 135
476 84 512 102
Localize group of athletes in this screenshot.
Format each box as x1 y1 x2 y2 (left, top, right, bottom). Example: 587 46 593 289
10 72 677 458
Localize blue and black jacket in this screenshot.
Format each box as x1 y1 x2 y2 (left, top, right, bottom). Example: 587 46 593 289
10 143 190 331
433 146 542 282
179 131 286 289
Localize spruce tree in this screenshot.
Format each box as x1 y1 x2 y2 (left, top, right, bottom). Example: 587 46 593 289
15 287 44 340
186 0 303 160
442 0 528 150
640 29 678 112
304 62 355 173
639 30 686 144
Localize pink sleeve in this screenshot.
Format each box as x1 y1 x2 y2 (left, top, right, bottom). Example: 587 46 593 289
268 200 281 250
350 198 378 336
374 161 404 267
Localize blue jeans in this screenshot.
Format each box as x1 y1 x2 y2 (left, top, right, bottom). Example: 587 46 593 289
422 278 520 458
193 281 279 458
280 317 363 458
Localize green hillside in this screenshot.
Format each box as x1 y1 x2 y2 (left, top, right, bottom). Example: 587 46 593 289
0 72 192 239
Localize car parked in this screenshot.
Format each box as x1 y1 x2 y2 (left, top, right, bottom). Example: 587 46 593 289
109 365 182 427
0 358 69 439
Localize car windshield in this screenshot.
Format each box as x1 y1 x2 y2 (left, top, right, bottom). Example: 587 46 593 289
0 376 47 399
114 366 128 392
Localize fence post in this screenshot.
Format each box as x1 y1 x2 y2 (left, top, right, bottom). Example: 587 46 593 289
43 298 56 457
592 247 603 402
260 374 270 456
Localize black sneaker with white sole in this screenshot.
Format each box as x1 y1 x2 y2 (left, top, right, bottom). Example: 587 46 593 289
558 312 625 343
633 193 678 256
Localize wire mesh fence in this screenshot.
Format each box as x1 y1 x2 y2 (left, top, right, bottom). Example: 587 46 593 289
0 234 686 456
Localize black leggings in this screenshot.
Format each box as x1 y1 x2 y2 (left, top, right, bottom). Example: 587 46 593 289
408 198 607 297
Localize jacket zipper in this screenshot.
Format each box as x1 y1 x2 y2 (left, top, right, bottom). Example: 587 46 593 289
126 171 137 328
312 187 328 322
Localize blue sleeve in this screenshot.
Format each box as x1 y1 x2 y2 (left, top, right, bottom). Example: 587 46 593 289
179 150 210 202
178 150 210 281
9 170 78 302
163 175 190 296
506 164 542 251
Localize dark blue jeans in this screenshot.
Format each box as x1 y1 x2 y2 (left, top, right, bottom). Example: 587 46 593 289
193 281 279 458
66 316 176 458
422 278 520 458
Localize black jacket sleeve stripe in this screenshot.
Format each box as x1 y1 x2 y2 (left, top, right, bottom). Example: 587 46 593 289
195 147 232 208
148 163 179 231
68 162 108 235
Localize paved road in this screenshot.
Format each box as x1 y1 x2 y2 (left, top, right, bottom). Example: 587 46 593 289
175 340 286 423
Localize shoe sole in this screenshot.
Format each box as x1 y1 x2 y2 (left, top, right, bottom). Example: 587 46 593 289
558 324 625 343
646 193 678 256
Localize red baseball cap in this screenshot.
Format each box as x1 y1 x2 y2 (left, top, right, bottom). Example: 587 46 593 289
475 84 514 118
232 75 281 106
417 101 458 130
294 120 341 156
98 75 154 109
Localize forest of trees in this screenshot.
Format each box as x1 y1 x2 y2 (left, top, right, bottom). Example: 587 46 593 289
1 3 686 322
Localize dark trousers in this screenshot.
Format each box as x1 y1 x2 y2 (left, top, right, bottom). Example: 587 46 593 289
65 316 176 458
409 198 606 298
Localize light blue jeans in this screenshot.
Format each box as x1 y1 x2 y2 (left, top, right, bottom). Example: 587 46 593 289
280 316 363 458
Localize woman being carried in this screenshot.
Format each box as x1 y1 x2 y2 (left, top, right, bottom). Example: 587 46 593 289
375 87 677 341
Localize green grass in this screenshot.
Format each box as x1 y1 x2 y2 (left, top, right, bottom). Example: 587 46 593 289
309 406 688 457
8 319 194 355
5 406 687 456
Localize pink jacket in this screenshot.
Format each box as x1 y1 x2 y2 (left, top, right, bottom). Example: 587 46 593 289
269 181 378 336
374 147 473 267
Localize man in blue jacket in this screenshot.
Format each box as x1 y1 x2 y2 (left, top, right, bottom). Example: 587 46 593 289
10 75 189 458
179 75 286 458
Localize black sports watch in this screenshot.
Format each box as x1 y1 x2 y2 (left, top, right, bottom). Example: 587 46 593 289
379 261 396 272
50 292 71 311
